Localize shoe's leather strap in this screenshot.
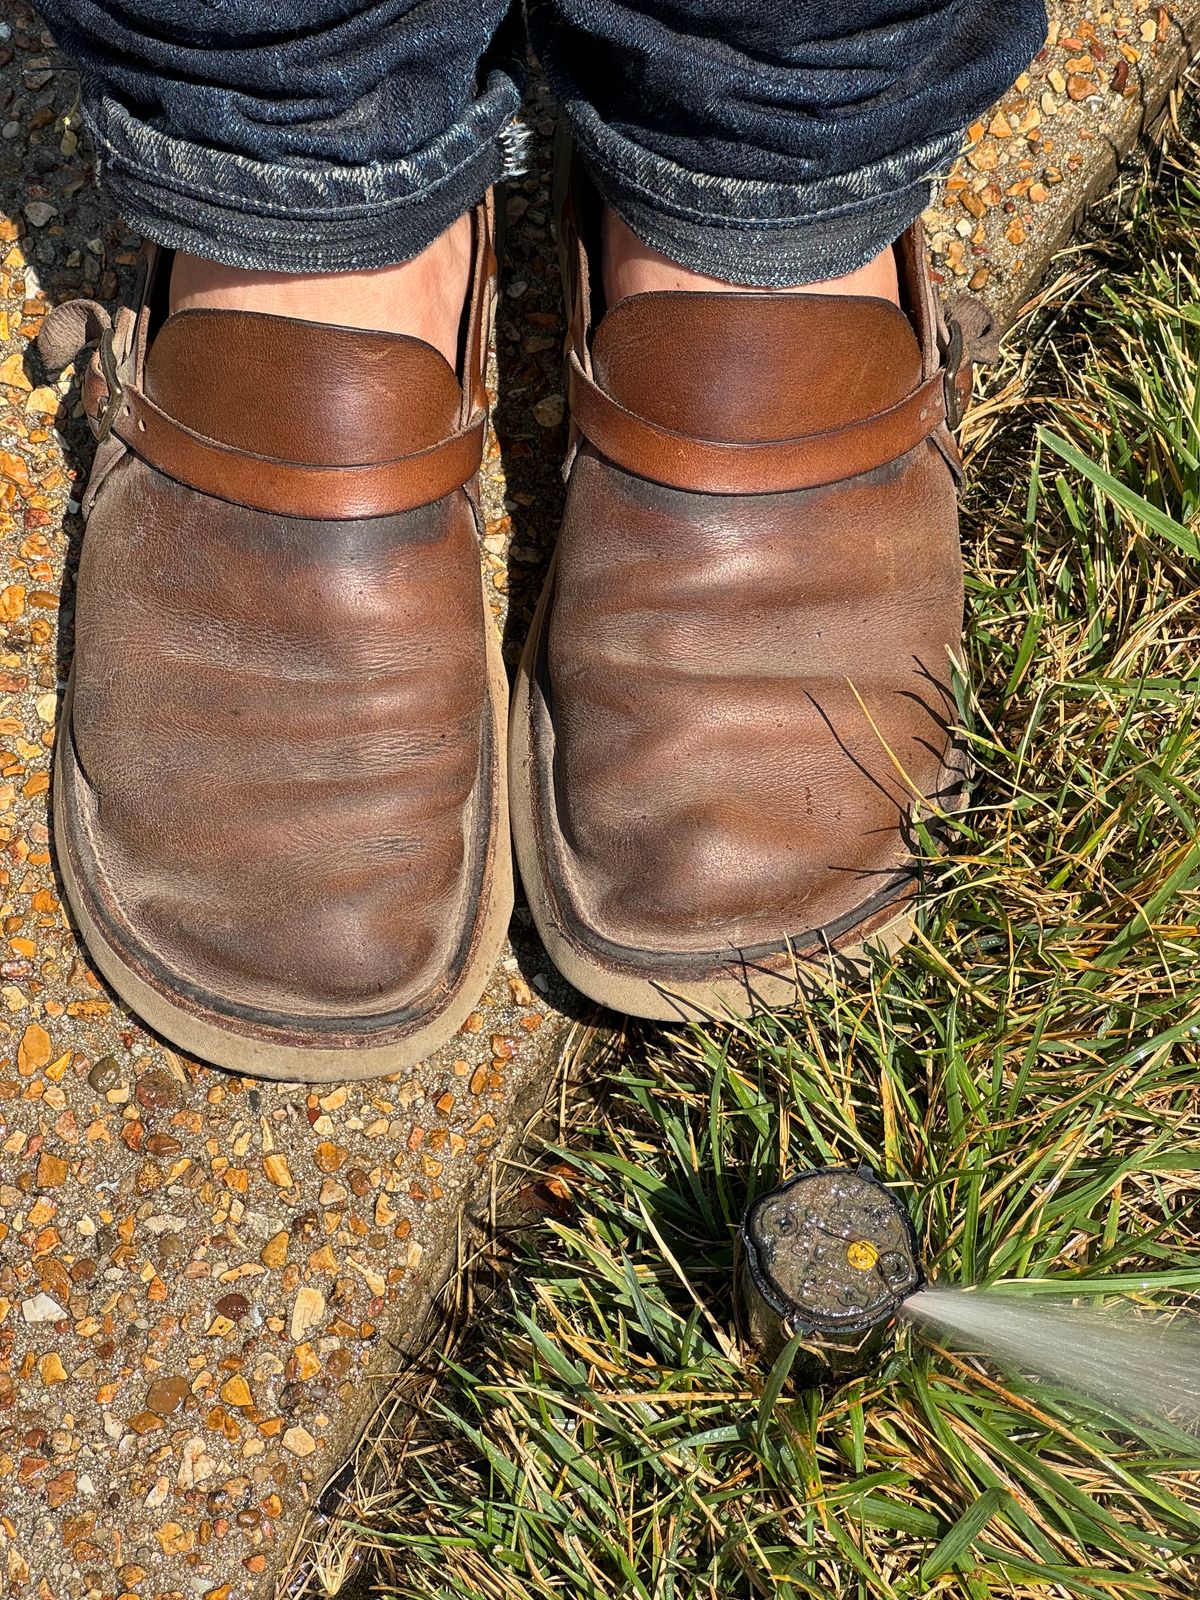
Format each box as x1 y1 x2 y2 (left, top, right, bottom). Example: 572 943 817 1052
81 344 486 520
567 352 950 496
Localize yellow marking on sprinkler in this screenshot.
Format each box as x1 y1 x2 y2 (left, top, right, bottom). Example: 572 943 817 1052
846 1239 878 1272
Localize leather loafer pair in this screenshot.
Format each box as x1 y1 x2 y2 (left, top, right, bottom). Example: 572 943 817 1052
46 182 970 1078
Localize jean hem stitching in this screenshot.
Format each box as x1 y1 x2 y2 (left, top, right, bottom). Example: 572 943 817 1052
87 83 520 224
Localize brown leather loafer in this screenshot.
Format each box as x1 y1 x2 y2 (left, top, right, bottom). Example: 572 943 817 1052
44 200 510 1079
511 177 970 1021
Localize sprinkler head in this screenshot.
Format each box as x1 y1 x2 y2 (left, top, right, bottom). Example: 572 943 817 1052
741 1165 924 1379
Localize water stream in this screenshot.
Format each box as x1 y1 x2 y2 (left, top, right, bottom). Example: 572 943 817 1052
901 1286 1200 1432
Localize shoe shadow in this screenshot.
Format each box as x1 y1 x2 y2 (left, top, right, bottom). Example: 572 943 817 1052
488 74 601 1028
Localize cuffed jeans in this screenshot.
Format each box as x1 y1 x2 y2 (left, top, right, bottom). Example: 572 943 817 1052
38 0 1046 286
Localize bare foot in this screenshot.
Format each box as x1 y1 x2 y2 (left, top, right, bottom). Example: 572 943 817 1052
169 212 474 369
602 208 899 310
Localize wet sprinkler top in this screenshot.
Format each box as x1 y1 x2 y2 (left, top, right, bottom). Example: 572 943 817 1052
742 1167 924 1337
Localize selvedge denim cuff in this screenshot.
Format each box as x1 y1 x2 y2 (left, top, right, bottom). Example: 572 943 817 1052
563 101 962 287
81 69 524 272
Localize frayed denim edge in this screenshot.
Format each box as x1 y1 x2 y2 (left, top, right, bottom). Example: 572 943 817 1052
566 101 962 285
83 73 523 270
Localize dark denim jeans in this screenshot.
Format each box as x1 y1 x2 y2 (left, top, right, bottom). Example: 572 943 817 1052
38 0 1046 284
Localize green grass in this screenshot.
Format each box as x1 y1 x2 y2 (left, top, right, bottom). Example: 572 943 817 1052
343 130 1200 1600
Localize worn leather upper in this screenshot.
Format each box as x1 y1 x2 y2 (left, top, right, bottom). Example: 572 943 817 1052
535 231 965 960
56 214 501 1028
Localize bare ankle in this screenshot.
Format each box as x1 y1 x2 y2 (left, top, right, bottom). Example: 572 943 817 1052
169 212 474 367
601 208 899 309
